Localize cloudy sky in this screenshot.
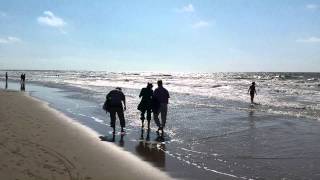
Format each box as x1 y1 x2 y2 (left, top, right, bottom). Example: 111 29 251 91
0 0 319 72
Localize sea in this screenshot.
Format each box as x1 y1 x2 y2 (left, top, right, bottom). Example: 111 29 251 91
1 70 320 180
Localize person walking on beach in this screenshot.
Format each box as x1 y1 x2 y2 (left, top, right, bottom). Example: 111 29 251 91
5 72 8 89
248 82 257 104
138 83 153 129
153 80 170 135
20 73 26 91
105 87 126 134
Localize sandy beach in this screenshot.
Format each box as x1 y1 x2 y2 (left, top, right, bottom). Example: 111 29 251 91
0 90 172 180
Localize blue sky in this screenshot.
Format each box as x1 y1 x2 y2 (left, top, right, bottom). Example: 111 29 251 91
0 0 319 72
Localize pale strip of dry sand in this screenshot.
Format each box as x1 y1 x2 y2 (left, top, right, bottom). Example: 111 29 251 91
0 90 172 180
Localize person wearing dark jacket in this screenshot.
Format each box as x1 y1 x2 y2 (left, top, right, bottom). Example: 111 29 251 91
105 87 126 134
138 83 153 129
153 80 170 135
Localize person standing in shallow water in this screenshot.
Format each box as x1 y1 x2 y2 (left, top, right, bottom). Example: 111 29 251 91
138 83 153 129
248 82 257 104
20 73 26 91
153 80 170 136
106 87 126 134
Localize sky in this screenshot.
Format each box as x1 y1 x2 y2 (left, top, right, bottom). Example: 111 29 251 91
0 0 319 72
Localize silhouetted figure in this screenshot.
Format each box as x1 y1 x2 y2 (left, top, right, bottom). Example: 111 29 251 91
105 87 126 134
153 80 170 136
138 83 153 129
20 73 26 91
5 72 8 89
248 82 257 104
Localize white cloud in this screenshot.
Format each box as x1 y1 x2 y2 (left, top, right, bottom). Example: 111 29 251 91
0 36 21 44
37 11 66 28
176 4 195 13
296 37 320 43
306 4 319 10
192 20 210 29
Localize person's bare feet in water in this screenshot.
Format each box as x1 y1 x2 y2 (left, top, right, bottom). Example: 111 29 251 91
121 127 126 135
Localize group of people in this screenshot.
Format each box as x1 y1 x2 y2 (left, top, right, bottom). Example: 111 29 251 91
103 80 170 136
103 80 258 136
3 72 27 91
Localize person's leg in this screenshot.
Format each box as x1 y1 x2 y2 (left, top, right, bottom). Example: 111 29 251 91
160 104 168 128
140 109 146 127
153 109 161 130
146 109 151 129
109 108 116 134
117 107 125 132
250 94 254 103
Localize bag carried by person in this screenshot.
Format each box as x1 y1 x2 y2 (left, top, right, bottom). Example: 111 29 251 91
102 99 110 112
137 101 144 111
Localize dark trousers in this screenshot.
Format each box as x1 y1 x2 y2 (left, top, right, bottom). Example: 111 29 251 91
141 108 152 121
154 103 168 128
109 107 125 128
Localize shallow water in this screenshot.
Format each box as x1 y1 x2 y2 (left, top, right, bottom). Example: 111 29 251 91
2 72 320 179
2 71 320 121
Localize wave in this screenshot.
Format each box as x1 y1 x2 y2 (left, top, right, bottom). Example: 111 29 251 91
2 70 320 120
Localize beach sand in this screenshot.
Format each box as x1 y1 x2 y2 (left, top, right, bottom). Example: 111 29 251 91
0 90 172 180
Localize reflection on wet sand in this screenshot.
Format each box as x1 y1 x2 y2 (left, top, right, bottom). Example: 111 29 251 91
135 128 166 169
248 108 257 158
99 134 125 147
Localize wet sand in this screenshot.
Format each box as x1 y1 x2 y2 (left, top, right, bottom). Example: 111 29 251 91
0 90 172 180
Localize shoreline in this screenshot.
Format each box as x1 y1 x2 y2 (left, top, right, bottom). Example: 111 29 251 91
0 90 172 179
2 80 320 179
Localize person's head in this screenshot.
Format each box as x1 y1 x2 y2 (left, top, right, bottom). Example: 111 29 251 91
115 87 122 91
157 80 163 87
147 82 153 89
252 82 255 85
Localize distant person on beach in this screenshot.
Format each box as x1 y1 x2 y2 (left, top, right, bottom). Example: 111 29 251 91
153 80 170 135
20 73 26 91
138 83 153 129
248 82 257 104
5 72 8 89
20 73 25 83
105 87 126 134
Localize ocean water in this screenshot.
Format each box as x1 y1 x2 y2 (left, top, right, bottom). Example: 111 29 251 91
1 70 320 179
2 70 320 121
